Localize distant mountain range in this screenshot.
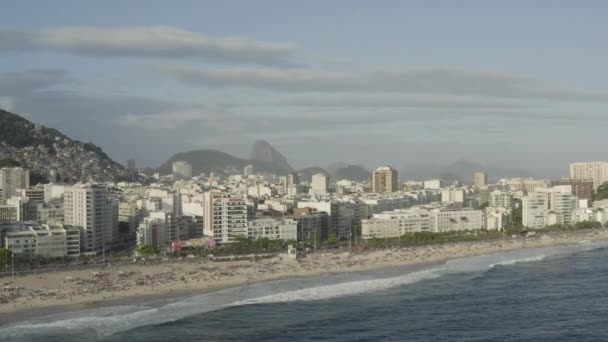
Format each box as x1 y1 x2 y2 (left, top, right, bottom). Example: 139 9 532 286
157 141 293 176
0 108 138 183
157 141 373 182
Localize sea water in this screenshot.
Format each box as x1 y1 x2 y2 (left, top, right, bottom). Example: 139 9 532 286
2 241 608 341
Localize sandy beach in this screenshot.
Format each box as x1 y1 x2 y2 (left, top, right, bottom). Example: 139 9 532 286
2 229 608 323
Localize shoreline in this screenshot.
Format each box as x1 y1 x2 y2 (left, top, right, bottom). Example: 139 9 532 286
2 228 608 325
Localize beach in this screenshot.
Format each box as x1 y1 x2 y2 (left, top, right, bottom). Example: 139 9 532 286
2 229 608 323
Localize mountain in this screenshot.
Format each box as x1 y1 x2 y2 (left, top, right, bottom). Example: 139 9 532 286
331 164 371 182
297 166 329 183
249 140 292 172
0 108 138 183
400 159 532 183
157 149 292 176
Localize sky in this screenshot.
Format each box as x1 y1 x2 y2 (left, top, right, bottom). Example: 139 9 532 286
1 0 608 177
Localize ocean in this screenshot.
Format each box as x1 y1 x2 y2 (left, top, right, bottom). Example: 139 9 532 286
2 241 608 341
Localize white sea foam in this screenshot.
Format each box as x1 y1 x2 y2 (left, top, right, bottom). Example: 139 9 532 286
1 242 604 338
233 268 443 306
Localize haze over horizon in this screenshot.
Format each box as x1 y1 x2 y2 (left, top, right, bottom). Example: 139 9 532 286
1 1 607 177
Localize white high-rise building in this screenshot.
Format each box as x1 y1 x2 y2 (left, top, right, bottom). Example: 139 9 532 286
570 161 608 190
489 190 513 209
522 192 548 229
203 192 248 243
172 161 193 179
536 186 576 226
0 167 30 204
64 183 118 255
311 173 329 195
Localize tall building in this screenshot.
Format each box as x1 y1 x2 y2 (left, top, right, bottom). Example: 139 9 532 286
570 161 608 190
203 192 248 243
537 186 576 226
372 166 398 193
522 192 548 229
172 161 193 179
64 183 118 255
552 179 594 201
243 165 254 176
291 207 327 243
311 173 329 195
0 167 30 204
474 171 488 188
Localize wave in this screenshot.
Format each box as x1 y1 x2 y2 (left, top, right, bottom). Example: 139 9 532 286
1 242 605 339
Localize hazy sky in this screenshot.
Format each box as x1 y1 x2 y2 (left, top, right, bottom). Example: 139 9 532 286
1 1 607 177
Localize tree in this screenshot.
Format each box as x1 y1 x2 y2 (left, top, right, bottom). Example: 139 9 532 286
480 202 490 209
0 248 13 266
595 182 608 201
0 158 20 167
327 233 338 245
138 244 157 255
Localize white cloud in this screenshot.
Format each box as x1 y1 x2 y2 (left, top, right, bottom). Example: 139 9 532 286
0 26 296 65
160 65 608 102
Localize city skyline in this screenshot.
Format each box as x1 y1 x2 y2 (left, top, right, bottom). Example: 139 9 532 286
2 1 608 176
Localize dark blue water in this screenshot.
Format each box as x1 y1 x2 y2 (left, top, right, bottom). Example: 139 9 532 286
3 242 608 341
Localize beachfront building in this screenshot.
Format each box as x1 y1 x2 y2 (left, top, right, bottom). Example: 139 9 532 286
361 209 431 240
296 199 361 240
64 183 118 255
429 208 483 232
247 217 297 241
136 216 166 250
536 186 576 226
203 192 248 244
484 207 511 230
2 222 80 258
291 207 328 243
522 192 548 229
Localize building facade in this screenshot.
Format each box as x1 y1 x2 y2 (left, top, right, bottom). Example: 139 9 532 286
372 166 398 193
64 183 118 255
203 192 248 243
570 161 608 190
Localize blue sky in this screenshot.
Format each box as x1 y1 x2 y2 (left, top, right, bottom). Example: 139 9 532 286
1 1 607 177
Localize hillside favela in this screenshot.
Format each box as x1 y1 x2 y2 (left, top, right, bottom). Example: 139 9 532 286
3 2 608 341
